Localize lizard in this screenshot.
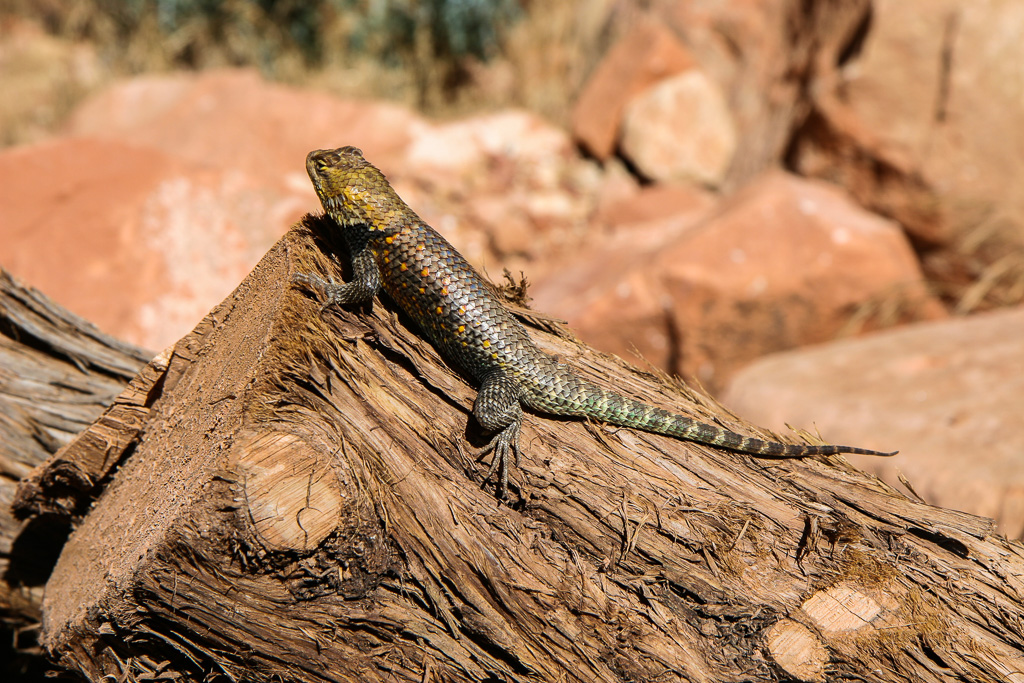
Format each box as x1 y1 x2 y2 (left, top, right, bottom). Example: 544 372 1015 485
295 146 896 498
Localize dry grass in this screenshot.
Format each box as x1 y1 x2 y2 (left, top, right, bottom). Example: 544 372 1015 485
304 0 624 124
0 22 94 145
0 0 623 126
952 254 1024 314
917 201 1024 315
946 208 1024 314
459 0 619 123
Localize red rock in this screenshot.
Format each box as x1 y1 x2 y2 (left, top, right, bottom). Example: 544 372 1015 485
655 0 876 188
403 110 576 212
532 171 945 394
402 110 593 269
2 71 610 351
587 158 641 222
620 70 736 186
0 137 290 349
530 182 719 383
791 1 1024 256
722 306 1024 539
0 69 440 350
594 182 715 231
571 21 694 160
65 68 427 184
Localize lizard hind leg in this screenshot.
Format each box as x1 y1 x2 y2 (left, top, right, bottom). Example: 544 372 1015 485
471 372 525 498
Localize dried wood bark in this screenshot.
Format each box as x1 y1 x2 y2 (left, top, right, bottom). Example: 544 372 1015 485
0 268 149 677
9 216 1024 683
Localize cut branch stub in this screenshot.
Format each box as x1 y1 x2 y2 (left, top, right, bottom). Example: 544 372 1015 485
235 430 344 553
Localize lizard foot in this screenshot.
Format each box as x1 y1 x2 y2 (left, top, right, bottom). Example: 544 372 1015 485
292 272 342 313
293 271 377 313
473 422 521 500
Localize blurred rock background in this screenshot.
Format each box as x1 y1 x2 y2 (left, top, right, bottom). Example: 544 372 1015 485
1 0 1022 536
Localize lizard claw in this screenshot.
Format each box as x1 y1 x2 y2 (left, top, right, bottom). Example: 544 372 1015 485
293 271 334 289
292 272 343 313
474 422 521 499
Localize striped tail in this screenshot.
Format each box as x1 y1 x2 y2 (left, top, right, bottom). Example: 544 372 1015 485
521 376 896 458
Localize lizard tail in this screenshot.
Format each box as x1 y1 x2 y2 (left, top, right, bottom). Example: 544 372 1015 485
521 376 896 458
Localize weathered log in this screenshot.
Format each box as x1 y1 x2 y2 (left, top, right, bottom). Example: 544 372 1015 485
10 215 1024 682
0 268 149 678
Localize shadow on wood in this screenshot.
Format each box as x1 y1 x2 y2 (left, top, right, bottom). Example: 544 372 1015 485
10 215 1024 682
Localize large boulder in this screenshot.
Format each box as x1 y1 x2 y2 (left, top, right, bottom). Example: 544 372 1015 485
532 171 945 393
1 69 432 349
790 0 1024 300
723 306 1024 539
570 21 695 160
620 69 737 186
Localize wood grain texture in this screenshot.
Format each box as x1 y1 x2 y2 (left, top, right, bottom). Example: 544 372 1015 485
0 268 150 676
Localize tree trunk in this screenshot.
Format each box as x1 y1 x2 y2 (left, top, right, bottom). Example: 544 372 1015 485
9 215 1024 683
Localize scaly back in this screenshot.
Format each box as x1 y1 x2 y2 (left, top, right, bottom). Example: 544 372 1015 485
306 146 551 384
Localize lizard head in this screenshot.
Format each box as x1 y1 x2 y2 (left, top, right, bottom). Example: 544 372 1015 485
306 146 410 232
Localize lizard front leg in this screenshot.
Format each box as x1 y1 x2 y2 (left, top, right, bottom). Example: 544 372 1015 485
294 238 382 308
472 371 525 499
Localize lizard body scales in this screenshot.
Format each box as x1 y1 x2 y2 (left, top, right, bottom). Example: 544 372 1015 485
296 146 896 496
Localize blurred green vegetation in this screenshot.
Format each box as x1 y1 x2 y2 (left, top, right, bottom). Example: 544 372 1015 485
81 0 521 68
3 0 611 113
0 0 616 150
